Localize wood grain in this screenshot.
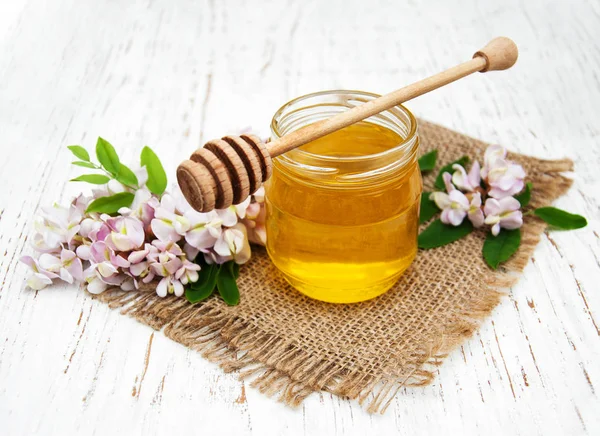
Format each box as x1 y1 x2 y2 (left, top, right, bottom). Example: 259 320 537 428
0 0 599 435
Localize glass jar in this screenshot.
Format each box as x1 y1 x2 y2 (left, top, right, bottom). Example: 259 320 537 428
266 90 422 303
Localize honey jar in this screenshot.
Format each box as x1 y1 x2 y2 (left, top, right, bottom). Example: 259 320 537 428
266 90 422 303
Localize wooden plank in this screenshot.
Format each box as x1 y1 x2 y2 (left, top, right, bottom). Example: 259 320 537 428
0 0 599 434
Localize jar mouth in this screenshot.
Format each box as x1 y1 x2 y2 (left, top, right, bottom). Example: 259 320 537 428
270 89 418 163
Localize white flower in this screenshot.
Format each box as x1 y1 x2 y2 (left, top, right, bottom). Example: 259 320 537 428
38 249 84 284
467 192 485 228
486 161 526 199
20 255 58 290
175 259 201 285
452 161 481 192
118 187 158 226
481 145 507 179
184 210 222 249
213 223 251 264
216 196 252 227
484 196 524 236
156 276 184 297
103 216 145 251
33 202 83 252
431 190 470 226
151 194 191 242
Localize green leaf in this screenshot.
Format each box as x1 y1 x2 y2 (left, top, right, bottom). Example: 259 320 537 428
67 145 90 162
483 228 521 269
116 163 139 187
534 207 587 230
434 156 470 190
216 262 240 306
418 219 473 249
185 284 215 304
141 146 167 195
96 137 121 175
515 182 532 207
418 150 438 172
70 174 111 184
72 161 97 169
186 262 220 304
85 192 135 215
419 192 440 224
232 262 240 280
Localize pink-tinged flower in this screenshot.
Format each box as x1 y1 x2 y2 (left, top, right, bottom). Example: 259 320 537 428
151 194 190 242
484 197 523 236
156 276 184 298
103 216 145 252
243 201 267 245
441 172 455 193
216 196 252 227
147 239 185 298
486 161 526 199
83 264 127 294
120 278 135 291
75 217 106 260
149 250 183 278
118 187 158 226
135 166 149 187
37 249 83 284
252 186 265 203
429 173 464 226
467 192 485 228
480 145 526 198
33 201 84 252
90 241 130 270
183 243 200 261
79 218 104 240
85 240 131 293
481 145 507 179
452 161 481 192
184 210 222 250
20 255 58 290
175 259 201 285
127 243 158 286
431 190 469 226
31 231 61 254
151 239 183 256
212 224 251 264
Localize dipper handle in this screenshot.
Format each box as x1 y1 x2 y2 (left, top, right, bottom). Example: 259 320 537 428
177 37 518 212
267 37 518 157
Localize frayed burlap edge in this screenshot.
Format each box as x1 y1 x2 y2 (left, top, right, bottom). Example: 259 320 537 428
93 133 574 414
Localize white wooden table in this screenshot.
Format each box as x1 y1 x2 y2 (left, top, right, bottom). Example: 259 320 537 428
1 0 599 434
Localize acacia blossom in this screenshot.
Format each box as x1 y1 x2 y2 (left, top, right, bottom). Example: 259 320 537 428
151 193 190 242
452 161 481 192
38 249 84 284
484 197 523 236
20 139 267 298
481 145 526 198
103 216 145 252
33 200 85 253
20 256 58 290
242 187 267 245
430 173 484 227
210 223 251 264
148 241 184 297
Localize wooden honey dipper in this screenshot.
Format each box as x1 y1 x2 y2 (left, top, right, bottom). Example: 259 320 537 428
177 37 518 212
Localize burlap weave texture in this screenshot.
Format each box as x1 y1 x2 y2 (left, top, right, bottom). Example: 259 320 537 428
96 120 573 413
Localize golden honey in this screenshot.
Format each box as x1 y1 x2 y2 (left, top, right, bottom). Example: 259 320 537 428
266 91 421 303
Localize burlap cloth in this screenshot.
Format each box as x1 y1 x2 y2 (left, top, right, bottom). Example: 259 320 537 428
96 120 573 413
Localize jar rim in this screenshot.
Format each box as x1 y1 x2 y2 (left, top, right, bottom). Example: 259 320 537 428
270 89 418 163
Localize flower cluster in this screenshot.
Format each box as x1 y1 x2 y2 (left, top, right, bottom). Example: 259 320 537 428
20 140 266 302
430 145 525 236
